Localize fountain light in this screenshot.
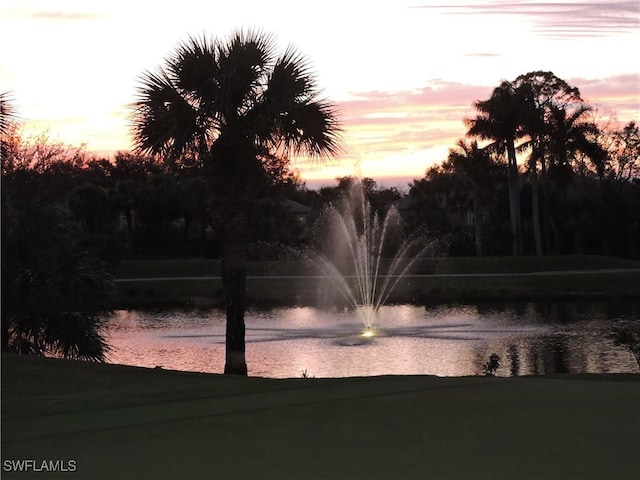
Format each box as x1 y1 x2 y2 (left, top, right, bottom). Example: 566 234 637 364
360 328 376 338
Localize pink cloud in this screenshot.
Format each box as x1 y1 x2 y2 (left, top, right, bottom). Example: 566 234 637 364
569 73 640 122
27 10 102 21
327 73 638 181
338 74 637 138
336 82 481 146
336 81 492 150
413 2 639 39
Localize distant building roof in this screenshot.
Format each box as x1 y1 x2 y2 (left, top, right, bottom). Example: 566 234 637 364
389 196 413 211
282 199 312 214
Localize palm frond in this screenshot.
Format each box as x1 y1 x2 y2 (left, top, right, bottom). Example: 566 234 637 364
216 28 275 118
130 30 343 173
271 99 342 160
466 115 501 143
267 46 316 102
0 91 17 137
45 312 110 362
168 34 220 96
2 202 113 361
132 68 204 158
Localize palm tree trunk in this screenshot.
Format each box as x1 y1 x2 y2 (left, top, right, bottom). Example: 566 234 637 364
539 158 553 254
506 141 522 255
529 151 543 256
221 227 248 376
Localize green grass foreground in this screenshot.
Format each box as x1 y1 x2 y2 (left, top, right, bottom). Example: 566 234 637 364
2 354 639 480
113 255 640 308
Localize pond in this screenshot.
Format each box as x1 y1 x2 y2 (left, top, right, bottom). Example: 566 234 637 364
105 302 640 378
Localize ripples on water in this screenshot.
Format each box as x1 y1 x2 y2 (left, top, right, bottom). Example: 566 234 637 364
105 302 640 378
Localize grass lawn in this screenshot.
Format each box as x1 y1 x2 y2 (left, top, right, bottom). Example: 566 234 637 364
112 255 640 308
114 255 640 278
2 354 639 480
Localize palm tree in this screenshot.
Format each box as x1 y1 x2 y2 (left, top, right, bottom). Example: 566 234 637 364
1 200 114 360
445 139 494 256
543 103 604 253
131 30 342 375
514 71 583 255
3 94 112 359
545 103 602 178
466 81 526 255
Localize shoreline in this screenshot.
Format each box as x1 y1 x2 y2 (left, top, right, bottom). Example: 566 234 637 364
113 269 640 309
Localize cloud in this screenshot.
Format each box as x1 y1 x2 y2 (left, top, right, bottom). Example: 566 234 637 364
25 10 102 21
337 80 493 138
412 1 639 38
571 72 640 95
326 81 491 176
323 72 639 180
338 74 638 136
569 73 640 120
463 52 502 57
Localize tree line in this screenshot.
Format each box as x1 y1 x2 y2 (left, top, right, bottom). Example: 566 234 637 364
4 72 638 264
410 71 639 259
1 133 404 262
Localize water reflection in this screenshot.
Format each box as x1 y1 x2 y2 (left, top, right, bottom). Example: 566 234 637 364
105 302 640 378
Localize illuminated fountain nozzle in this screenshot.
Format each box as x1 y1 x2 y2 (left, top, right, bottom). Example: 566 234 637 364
360 328 376 338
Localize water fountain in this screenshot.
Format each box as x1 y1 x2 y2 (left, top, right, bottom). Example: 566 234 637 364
309 181 431 336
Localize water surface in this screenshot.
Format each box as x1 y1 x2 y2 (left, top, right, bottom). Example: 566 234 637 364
105 302 639 378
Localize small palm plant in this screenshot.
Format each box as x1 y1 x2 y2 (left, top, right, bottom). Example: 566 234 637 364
2 95 113 360
609 326 640 370
1 199 114 360
482 353 501 376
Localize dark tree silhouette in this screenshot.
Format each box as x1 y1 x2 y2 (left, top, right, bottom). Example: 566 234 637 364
131 30 341 374
543 103 604 252
545 103 603 181
2 95 114 359
68 183 114 235
514 71 583 256
605 121 640 181
1 199 114 360
466 81 526 255
445 139 495 256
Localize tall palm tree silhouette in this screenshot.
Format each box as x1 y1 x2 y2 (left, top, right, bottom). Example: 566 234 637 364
446 139 495 256
515 71 583 255
545 103 602 181
466 81 526 256
132 30 342 374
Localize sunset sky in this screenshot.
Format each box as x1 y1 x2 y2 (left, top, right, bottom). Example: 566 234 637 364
1 0 638 188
